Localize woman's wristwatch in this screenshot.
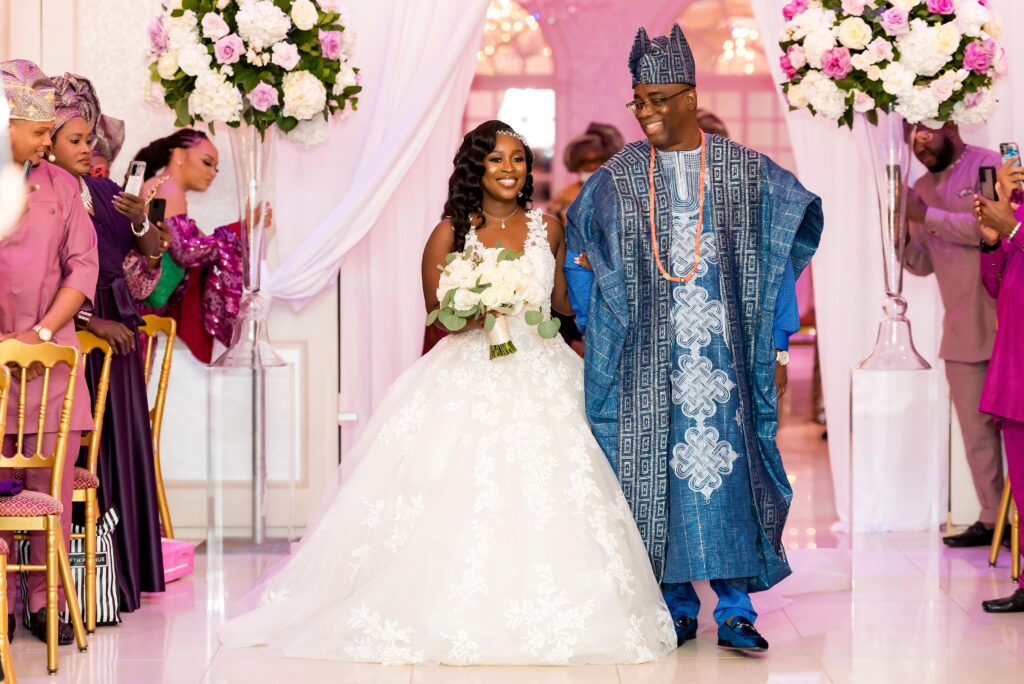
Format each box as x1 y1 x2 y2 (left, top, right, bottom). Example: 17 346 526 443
31 324 53 342
776 350 790 366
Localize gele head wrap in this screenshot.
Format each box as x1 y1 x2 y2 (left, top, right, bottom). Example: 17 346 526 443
1 59 55 122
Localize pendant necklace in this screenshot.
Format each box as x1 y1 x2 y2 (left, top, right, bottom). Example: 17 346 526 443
79 177 94 213
481 206 519 231
648 130 706 283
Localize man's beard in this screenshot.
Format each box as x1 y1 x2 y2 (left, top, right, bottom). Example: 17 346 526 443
926 140 956 173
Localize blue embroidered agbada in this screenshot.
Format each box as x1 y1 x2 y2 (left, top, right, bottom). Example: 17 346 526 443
566 24 822 592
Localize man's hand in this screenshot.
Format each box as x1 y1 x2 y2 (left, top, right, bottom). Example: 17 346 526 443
905 188 928 224
87 318 136 355
975 194 1018 238
775 362 788 399
574 252 592 270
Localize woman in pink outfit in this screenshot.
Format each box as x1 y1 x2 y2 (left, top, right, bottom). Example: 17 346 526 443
976 159 1024 613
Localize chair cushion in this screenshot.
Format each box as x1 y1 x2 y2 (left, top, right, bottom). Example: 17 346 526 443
73 467 100 490
0 490 63 517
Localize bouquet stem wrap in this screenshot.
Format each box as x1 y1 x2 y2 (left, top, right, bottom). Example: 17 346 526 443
487 315 517 360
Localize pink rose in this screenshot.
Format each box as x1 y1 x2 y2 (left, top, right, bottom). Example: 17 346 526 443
821 47 853 80
926 0 955 13
318 30 343 61
963 41 992 73
148 17 168 53
316 0 345 13
780 55 797 80
930 79 954 102
963 90 984 108
214 34 244 65
841 0 866 15
782 0 808 21
866 37 894 63
271 42 301 71
248 82 279 112
787 44 807 69
880 8 910 36
201 12 230 41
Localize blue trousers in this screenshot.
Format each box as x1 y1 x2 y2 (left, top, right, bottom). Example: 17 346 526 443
663 579 757 627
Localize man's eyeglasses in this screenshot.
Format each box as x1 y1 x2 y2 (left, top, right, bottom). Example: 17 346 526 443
626 87 693 114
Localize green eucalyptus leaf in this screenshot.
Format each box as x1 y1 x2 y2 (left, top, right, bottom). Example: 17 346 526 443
425 309 440 326
538 318 561 339
484 313 496 332
524 310 543 326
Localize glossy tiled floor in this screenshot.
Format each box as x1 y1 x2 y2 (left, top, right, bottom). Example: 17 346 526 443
8 348 1024 682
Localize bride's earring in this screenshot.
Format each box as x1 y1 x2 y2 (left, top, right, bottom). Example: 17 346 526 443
47 153 56 163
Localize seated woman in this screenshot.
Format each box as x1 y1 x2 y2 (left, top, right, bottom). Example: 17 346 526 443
126 129 242 363
49 72 167 612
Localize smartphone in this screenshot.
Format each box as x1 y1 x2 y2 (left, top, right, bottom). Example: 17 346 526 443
979 166 998 202
22 160 32 182
1001 142 1023 194
147 197 166 226
123 160 146 196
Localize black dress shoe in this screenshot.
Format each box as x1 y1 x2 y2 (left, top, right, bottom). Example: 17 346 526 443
29 609 73 645
982 589 1024 613
943 521 995 548
5 614 12 643
673 616 697 645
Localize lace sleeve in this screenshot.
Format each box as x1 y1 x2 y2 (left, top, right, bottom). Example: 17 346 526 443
123 251 163 301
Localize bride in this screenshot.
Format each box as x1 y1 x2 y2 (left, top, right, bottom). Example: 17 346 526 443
219 120 676 665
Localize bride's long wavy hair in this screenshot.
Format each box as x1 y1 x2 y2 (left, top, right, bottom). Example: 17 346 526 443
442 120 534 252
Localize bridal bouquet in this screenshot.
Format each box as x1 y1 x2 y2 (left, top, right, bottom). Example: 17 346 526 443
427 244 560 360
779 0 1004 127
146 0 361 147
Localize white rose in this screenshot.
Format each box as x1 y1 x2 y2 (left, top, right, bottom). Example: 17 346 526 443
480 287 502 310
291 0 319 31
286 116 330 149
889 0 920 9
865 64 883 81
177 42 213 76
838 17 872 51
929 78 955 103
201 12 230 41
157 50 180 80
452 288 480 312
236 0 291 51
935 23 961 56
282 70 327 120
332 61 358 95
216 0 231 9
187 70 243 123
852 89 876 113
982 21 1001 41
786 83 809 109
163 0 183 9
954 0 991 38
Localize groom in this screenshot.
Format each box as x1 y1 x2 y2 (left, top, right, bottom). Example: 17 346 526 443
565 24 823 652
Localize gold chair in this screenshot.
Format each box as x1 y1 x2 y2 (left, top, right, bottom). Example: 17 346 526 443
988 479 1021 582
0 367 17 684
0 340 87 674
139 315 176 539
71 332 112 634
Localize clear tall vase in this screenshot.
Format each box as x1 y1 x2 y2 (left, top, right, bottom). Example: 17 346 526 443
212 121 286 369
857 106 931 371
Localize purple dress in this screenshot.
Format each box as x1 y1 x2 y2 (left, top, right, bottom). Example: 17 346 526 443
979 204 1024 424
81 176 165 611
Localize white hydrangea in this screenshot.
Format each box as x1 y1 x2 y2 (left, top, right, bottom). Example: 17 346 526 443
291 0 319 31
177 42 213 77
801 70 846 121
895 87 940 124
784 5 831 42
803 25 838 70
896 20 954 78
245 48 270 67
236 0 292 51
282 70 327 120
286 116 329 149
165 10 199 52
332 61 358 95
954 0 992 38
951 87 998 125
188 70 243 123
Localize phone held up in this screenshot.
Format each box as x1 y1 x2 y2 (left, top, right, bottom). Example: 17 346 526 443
123 160 146 197
978 166 998 203
148 197 166 226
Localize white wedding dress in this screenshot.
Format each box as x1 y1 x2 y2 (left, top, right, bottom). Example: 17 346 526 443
219 209 676 665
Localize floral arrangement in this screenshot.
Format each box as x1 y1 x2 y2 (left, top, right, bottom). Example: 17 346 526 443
428 244 560 359
779 0 1004 127
147 0 361 147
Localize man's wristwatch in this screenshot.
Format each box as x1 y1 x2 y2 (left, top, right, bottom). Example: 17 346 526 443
776 350 790 366
31 325 53 342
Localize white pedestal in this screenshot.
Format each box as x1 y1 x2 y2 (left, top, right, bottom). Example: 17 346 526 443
850 369 949 532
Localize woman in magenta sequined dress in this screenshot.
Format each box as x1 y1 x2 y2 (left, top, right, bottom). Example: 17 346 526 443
126 129 242 363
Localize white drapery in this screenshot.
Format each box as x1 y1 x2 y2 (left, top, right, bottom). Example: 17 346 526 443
264 0 490 458
748 0 1024 524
